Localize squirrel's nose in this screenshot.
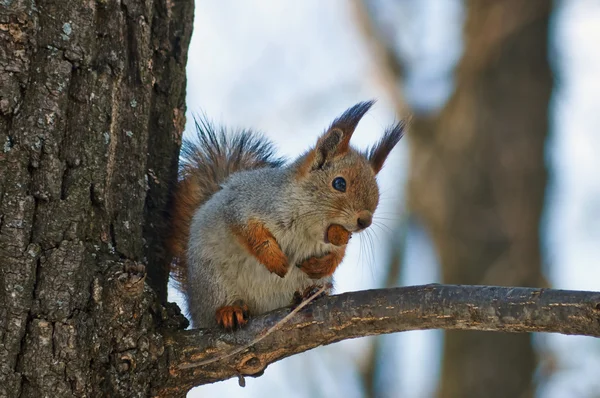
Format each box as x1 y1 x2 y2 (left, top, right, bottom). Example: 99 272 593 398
356 211 373 230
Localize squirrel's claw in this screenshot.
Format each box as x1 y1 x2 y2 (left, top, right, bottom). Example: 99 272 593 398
291 284 332 308
215 301 249 330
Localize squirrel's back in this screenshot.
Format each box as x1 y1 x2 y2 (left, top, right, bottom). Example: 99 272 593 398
168 117 285 290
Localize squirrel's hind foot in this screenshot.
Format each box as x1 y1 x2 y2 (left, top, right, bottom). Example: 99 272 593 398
291 283 332 309
215 300 249 330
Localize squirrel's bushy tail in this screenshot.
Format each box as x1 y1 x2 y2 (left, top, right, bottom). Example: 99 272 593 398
168 117 285 291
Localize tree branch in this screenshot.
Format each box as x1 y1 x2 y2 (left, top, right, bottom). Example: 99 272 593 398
348 0 410 118
159 284 600 395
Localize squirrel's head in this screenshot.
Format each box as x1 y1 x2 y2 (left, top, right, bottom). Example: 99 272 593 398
291 100 405 238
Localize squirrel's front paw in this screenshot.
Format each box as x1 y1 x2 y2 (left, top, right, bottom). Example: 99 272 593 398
297 250 344 279
326 224 352 246
215 300 249 330
260 247 289 278
233 220 289 278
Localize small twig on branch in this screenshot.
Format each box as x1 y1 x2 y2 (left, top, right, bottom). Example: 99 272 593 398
348 0 410 118
159 284 600 395
178 285 326 369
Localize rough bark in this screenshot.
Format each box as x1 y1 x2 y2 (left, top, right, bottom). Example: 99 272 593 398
406 1 553 397
160 284 600 396
0 0 193 396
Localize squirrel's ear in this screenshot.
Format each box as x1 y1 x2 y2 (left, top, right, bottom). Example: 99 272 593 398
312 128 344 169
294 129 342 177
367 121 406 174
295 101 375 176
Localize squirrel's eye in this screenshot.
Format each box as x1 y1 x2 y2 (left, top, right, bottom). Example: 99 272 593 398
332 177 346 192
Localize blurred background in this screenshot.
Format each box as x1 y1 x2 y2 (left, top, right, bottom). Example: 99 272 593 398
169 0 600 397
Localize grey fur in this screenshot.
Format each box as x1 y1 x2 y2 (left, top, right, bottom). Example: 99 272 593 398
181 102 404 328
187 167 336 327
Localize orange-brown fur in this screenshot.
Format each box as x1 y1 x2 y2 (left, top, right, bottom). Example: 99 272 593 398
231 220 289 278
215 301 249 330
294 150 316 180
167 169 202 289
327 224 352 246
297 248 346 279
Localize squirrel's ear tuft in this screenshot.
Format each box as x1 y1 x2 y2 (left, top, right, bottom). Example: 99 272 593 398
330 100 375 154
367 121 406 174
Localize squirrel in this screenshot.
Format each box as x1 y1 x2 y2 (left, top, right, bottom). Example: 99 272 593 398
168 101 405 330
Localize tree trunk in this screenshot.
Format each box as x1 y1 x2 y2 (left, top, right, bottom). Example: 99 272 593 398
407 1 552 397
0 0 193 395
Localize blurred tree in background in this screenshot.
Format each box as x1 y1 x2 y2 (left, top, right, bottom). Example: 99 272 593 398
354 0 552 396
408 1 552 397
